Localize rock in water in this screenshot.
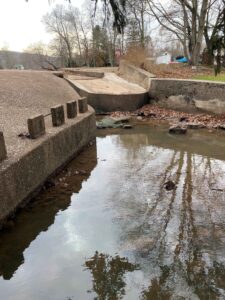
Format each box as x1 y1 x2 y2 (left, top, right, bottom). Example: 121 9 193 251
123 124 133 129
169 125 187 134
164 180 176 191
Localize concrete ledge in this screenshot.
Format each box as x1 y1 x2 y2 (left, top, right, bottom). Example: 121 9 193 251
149 79 225 114
63 68 104 78
119 60 156 89
0 107 96 226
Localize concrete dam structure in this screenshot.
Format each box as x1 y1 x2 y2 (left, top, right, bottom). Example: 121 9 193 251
1 63 225 227
64 64 153 113
64 61 225 115
0 70 96 226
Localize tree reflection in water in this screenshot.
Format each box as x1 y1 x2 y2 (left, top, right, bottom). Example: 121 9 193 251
108 130 225 299
85 251 138 300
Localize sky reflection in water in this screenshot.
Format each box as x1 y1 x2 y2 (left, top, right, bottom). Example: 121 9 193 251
0 125 225 299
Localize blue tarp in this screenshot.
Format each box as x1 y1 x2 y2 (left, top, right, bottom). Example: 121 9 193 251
176 57 188 63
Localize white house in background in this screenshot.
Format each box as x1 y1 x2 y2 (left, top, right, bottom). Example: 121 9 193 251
156 52 172 64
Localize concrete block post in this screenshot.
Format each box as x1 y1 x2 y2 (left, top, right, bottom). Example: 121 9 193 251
27 114 46 139
78 97 88 113
67 100 77 119
0 132 7 162
51 105 65 127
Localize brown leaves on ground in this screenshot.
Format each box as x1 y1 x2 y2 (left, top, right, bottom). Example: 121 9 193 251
143 62 214 79
111 105 225 129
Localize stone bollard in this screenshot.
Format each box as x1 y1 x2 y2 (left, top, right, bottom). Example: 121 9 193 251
67 100 77 119
0 132 7 162
51 105 65 127
27 114 46 139
78 97 88 113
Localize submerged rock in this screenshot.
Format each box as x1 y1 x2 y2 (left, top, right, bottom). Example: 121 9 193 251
164 180 177 191
97 117 131 129
96 118 123 129
123 124 133 129
169 125 187 134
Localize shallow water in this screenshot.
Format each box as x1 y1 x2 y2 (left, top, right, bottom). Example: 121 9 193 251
1 124 225 299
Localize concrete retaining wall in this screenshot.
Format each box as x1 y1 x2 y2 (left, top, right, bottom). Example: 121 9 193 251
0 107 96 226
119 60 156 90
149 79 225 114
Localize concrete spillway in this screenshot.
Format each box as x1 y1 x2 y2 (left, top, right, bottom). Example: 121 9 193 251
66 72 149 113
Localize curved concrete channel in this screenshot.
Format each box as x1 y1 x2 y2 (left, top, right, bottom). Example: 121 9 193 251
65 71 149 113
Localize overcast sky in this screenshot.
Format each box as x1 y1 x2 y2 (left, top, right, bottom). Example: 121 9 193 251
0 0 84 52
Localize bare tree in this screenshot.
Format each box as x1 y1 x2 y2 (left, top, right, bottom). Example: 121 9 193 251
25 42 62 70
66 6 83 65
147 0 210 65
42 5 75 67
203 0 225 64
126 0 149 48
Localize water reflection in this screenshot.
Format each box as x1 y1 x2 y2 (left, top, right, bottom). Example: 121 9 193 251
0 144 97 280
1 125 225 299
85 252 138 299
109 126 225 299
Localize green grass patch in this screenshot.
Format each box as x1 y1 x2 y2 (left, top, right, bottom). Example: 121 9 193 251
194 74 225 82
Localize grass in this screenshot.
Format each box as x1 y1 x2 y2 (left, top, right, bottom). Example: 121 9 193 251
194 73 225 82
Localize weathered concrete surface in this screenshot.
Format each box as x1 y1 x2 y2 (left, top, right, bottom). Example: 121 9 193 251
0 132 7 161
119 60 156 89
149 79 225 114
51 105 65 127
27 114 46 139
0 70 81 158
66 72 149 113
0 70 96 225
67 100 77 119
78 97 88 113
0 107 95 226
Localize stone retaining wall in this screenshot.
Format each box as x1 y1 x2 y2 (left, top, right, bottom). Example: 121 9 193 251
149 79 225 114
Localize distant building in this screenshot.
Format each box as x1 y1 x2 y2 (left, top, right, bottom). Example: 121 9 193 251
14 64 25 70
156 52 172 64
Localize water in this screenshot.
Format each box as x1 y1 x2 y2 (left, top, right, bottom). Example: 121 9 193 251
1 123 225 299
